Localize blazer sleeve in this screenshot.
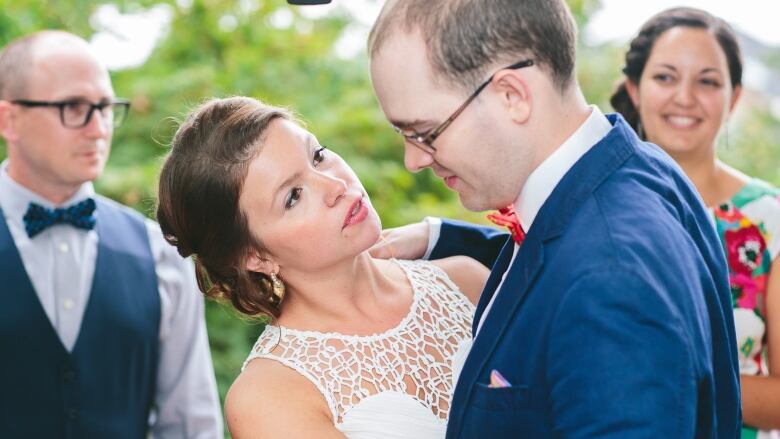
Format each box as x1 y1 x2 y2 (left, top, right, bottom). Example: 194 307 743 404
547 268 701 438
430 218 510 268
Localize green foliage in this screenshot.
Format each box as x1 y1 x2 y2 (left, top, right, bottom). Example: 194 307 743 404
567 0 602 28
719 108 780 185
0 0 93 37
2 1 779 432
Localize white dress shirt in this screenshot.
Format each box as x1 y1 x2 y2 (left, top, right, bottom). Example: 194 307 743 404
425 106 612 337
0 161 223 438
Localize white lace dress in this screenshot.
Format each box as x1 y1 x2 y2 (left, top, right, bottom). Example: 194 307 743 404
242 260 475 438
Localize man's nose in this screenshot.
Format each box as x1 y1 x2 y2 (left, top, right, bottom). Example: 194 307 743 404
403 142 435 173
82 108 111 138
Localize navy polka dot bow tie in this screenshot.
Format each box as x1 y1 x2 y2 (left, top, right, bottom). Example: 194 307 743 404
23 198 97 238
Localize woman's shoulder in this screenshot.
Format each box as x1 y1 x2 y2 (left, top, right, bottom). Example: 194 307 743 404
732 178 780 208
735 179 780 224
428 256 490 305
226 358 335 438
227 358 307 414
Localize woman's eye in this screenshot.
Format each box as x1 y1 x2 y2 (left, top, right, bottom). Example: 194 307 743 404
313 146 327 166
700 78 721 88
653 73 673 83
285 187 302 209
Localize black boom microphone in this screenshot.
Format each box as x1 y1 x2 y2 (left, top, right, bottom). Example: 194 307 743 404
287 0 332 4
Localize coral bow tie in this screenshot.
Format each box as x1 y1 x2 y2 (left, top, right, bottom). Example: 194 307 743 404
486 204 525 245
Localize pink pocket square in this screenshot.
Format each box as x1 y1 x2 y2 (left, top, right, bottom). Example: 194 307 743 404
488 369 511 388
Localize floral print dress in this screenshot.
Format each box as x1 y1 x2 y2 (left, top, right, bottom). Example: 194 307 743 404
711 178 780 439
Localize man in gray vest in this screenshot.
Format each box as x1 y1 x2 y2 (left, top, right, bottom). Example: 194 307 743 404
0 30 222 438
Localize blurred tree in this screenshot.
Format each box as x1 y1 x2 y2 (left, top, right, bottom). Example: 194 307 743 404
720 108 780 184
567 0 602 28
0 0 93 38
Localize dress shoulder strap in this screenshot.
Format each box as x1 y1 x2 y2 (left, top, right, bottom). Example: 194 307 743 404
243 325 341 421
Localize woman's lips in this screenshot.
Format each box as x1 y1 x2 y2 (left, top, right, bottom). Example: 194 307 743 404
343 197 368 229
664 115 700 129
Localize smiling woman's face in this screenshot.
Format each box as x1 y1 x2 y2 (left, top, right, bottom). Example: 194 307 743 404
239 119 381 275
628 26 740 157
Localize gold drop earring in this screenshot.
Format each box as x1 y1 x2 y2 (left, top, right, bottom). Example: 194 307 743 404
270 272 286 303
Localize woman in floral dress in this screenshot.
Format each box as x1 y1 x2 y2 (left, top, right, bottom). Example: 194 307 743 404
713 182 779 382
610 7 780 437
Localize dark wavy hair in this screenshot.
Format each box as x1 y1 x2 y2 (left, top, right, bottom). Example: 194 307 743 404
610 7 743 138
157 97 292 318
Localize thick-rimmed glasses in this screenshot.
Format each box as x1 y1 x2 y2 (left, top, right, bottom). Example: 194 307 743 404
393 59 534 154
11 98 131 128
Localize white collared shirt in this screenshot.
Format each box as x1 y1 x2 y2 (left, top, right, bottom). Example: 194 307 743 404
0 161 223 437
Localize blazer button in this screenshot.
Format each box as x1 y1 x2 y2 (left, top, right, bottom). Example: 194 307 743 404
68 408 78 420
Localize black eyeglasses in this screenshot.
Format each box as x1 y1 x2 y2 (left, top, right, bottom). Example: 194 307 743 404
393 59 534 154
11 98 131 129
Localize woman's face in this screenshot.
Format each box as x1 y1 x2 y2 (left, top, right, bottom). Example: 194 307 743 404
628 27 740 157
239 119 381 275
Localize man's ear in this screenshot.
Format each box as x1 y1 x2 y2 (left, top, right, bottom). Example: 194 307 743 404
624 79 640 108
492 70 532 125
0 100 19 144
244 248 279 275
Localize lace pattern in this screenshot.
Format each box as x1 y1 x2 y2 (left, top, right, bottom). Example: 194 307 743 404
242 259 475 424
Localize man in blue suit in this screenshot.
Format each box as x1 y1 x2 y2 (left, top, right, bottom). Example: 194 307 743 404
368 0 741 437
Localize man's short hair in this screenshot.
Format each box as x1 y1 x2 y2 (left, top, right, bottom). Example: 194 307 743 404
0 30 83 100
368 0 578 93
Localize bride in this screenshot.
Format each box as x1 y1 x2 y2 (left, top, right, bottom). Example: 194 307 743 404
156 97 489 438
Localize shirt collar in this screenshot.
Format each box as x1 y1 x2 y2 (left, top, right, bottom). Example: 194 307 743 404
515 105 612 230
0 159 95 227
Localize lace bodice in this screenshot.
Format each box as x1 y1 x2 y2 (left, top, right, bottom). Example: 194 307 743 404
242 259 475 429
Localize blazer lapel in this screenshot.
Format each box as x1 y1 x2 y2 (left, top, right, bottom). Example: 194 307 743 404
471 239 516 335
454 231 545 373
473 232 545 345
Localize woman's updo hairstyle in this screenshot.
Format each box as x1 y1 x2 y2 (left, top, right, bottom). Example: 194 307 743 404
610 7 743 138
157 96 292 318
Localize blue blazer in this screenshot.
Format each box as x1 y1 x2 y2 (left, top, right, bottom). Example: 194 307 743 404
434 115 741 438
